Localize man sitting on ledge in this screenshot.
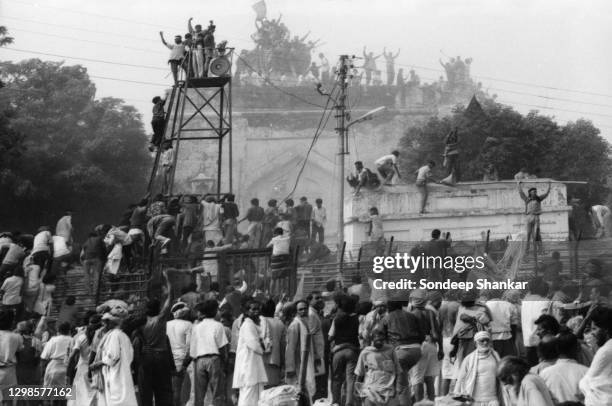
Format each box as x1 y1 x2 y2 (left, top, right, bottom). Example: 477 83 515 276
347 161 380 195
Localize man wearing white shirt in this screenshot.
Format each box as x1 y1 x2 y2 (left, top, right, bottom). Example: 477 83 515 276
167 302 193 406
580 307 612 406
540 331 588 404
415 160 437 214
186 300 228 406
521 277 552 366
375 150 401 185
311 198 326 243
55 211 73 246
486 292 519 357
160 32 186 84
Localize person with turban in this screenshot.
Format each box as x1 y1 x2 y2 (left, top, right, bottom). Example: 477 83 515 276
453 331 502 405
166 302 193 406
90 307 138 406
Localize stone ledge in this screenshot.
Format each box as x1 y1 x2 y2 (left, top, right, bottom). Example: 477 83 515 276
346 206 572 224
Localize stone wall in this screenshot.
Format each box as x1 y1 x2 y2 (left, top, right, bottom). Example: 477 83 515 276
344 180 571 248
171 87 436 238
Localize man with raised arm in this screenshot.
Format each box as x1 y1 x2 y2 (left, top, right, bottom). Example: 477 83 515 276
160 32 186 84
138 270 174 406
518 180 551 254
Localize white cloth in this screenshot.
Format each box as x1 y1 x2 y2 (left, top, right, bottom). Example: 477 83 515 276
521 295 552 347
201 201 222 231
311 206 327 227
34 283 55 315
2 243 25 264
97 328 138 406
189 318 228 358
416 165 432 182
32 230 53 254
105 243 123 275
24 259 41 293
375 154 397 166
68 333 95 406
455 350 500 401
55 215 73 243
52 235 71 258
486 299 519 341
0 330 22 397
41 335 72 385
167 319 193 370
267 235 290 256
165 42 185 60
232 318 268 388
238 383 264 406
579 339 612 406
540 358 587 404
1 276 23 305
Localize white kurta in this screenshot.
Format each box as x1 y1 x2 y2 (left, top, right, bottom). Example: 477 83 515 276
68 333 95 406
41 335 72 386
97 328 138 406
579 339 612 406
232 318 268 406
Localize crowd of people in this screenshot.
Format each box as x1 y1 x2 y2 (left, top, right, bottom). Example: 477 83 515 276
1 250 612 406
160 18 231 84
0 193 332 334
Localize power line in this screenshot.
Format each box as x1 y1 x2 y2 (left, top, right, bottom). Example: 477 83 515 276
4 47 168 71
8 27 163 54
237 55 326 108
283 83 338 201
493 97 612 119
2 15 161 44
8 9 612 101
7 0 612 100
6 0 165 29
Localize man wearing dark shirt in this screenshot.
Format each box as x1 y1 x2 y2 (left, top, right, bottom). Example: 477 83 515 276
295 197 313 239
244 198 265 248
138 271 174 406
424 229 451 282
221 194 240 244
202 22 216 77
80 231 106 295
150 95 166 150
381 300 424 406
329 294 359 406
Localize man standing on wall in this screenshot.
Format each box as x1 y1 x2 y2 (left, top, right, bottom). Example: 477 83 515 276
296 197 313 239
518 180 551 254
311 198 326 244
416 161 436 214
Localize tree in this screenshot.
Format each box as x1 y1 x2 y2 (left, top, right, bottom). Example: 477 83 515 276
0 59 151 234
398 96 612 203
0 26 13 48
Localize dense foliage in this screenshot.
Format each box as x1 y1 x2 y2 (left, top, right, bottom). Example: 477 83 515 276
0 59 151 235
398 97 612 203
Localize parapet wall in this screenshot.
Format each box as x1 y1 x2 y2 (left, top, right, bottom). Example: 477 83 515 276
344 180 571 247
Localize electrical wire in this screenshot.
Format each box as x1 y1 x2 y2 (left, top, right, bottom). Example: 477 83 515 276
4 47 168 71
6 0 612 100
237 55 326 108
5 18 612 124
281 83 338 202
7 11 612 102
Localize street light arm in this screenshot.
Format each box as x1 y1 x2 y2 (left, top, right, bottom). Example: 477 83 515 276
346 106 386 129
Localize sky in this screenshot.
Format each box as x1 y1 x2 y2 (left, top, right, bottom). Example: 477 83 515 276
2 0 612 139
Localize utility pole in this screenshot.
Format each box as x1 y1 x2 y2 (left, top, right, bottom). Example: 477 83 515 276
335 55 349 260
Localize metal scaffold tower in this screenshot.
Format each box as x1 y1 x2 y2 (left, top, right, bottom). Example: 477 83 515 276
147 49 234 199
